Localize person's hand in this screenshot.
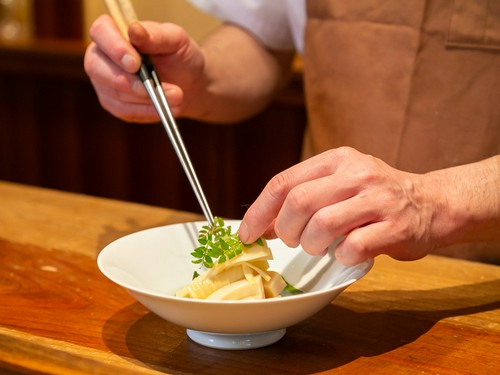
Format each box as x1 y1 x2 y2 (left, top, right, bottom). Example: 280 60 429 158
84 15 205 123
238 147 458 266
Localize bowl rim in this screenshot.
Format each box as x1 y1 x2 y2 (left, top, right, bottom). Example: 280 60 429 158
97 221 374 306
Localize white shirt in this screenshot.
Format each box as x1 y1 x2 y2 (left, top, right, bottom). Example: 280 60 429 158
187 0 306 53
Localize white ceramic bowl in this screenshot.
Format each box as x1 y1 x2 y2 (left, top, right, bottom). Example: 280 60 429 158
97 221 373 350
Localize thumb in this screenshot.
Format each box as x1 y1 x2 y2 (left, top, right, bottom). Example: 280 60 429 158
128 21 189 56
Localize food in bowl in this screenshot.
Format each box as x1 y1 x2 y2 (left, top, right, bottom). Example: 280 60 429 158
176 217 287 300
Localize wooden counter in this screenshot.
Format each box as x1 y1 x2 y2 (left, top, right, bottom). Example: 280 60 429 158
0 181 498 374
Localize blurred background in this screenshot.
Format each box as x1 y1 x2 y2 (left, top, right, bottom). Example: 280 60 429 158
0 0 305 219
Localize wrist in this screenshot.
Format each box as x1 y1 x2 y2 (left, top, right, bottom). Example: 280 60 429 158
423 156 500 249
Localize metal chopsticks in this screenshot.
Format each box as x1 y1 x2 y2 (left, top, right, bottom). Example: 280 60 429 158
103 0 214 226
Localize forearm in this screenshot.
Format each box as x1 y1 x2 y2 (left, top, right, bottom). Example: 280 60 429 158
183 23 294 123
425 155 500 249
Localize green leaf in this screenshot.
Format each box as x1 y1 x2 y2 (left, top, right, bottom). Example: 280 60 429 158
281 279 304 296
220 238 229 250
208 248 221 258
189 216 267 272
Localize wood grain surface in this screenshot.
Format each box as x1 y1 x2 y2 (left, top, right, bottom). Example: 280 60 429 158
0 181 498 374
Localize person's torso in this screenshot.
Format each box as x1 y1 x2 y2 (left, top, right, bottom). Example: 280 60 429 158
303 0 500 174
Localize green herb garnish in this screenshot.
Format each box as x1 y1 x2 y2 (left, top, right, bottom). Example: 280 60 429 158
191 217 262 270
280 279 304 296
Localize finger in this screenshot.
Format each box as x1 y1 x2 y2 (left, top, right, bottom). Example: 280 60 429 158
239 166 308 244
94 83 184 122
298 193 383 256
94 90 159 123
85 42 144 96
333 223 385 266
273 170 368 248
262 219 278 239
128 21 190 56
333 218 422 266
239 150 342 243
96 80 182 106
92 83 148 105
89 14 142 73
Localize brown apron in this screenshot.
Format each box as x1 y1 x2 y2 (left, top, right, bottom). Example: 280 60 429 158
303 0 500 263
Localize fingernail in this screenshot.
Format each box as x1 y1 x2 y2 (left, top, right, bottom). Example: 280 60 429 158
131 78 144 94
238 222 249 243
121 53 137 72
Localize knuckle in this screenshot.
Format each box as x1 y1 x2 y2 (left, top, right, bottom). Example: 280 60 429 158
301 238 330 257
299 211 338 255
89 15 111 42
345 231 371 259
300 243 320 256
273 222 298 248
394 219 416 243
242 204 263 226
355 162 378 182
332 146 357 162
310 210 333 234
321 148 348 166
267 172 293 202
83 45 98 76
88 19 102 42
109 44 128 63
286 186 312 213
277 233 299 249
337 145 355 156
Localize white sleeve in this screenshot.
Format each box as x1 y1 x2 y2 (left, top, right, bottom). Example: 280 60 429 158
187 0 295 51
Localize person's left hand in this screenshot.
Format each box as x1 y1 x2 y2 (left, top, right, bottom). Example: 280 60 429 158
238 147 446 265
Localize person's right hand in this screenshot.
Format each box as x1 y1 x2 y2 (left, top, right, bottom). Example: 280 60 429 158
84 14 206 123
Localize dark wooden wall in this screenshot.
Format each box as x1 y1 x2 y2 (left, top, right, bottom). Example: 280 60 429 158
33 0 83 39
0 38 306 219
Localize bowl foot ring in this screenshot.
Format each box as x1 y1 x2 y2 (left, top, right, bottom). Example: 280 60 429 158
186 328 286 350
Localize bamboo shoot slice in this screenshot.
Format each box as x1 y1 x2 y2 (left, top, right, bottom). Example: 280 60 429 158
207 275 265 300
263 271 287 298
176 265 244 299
